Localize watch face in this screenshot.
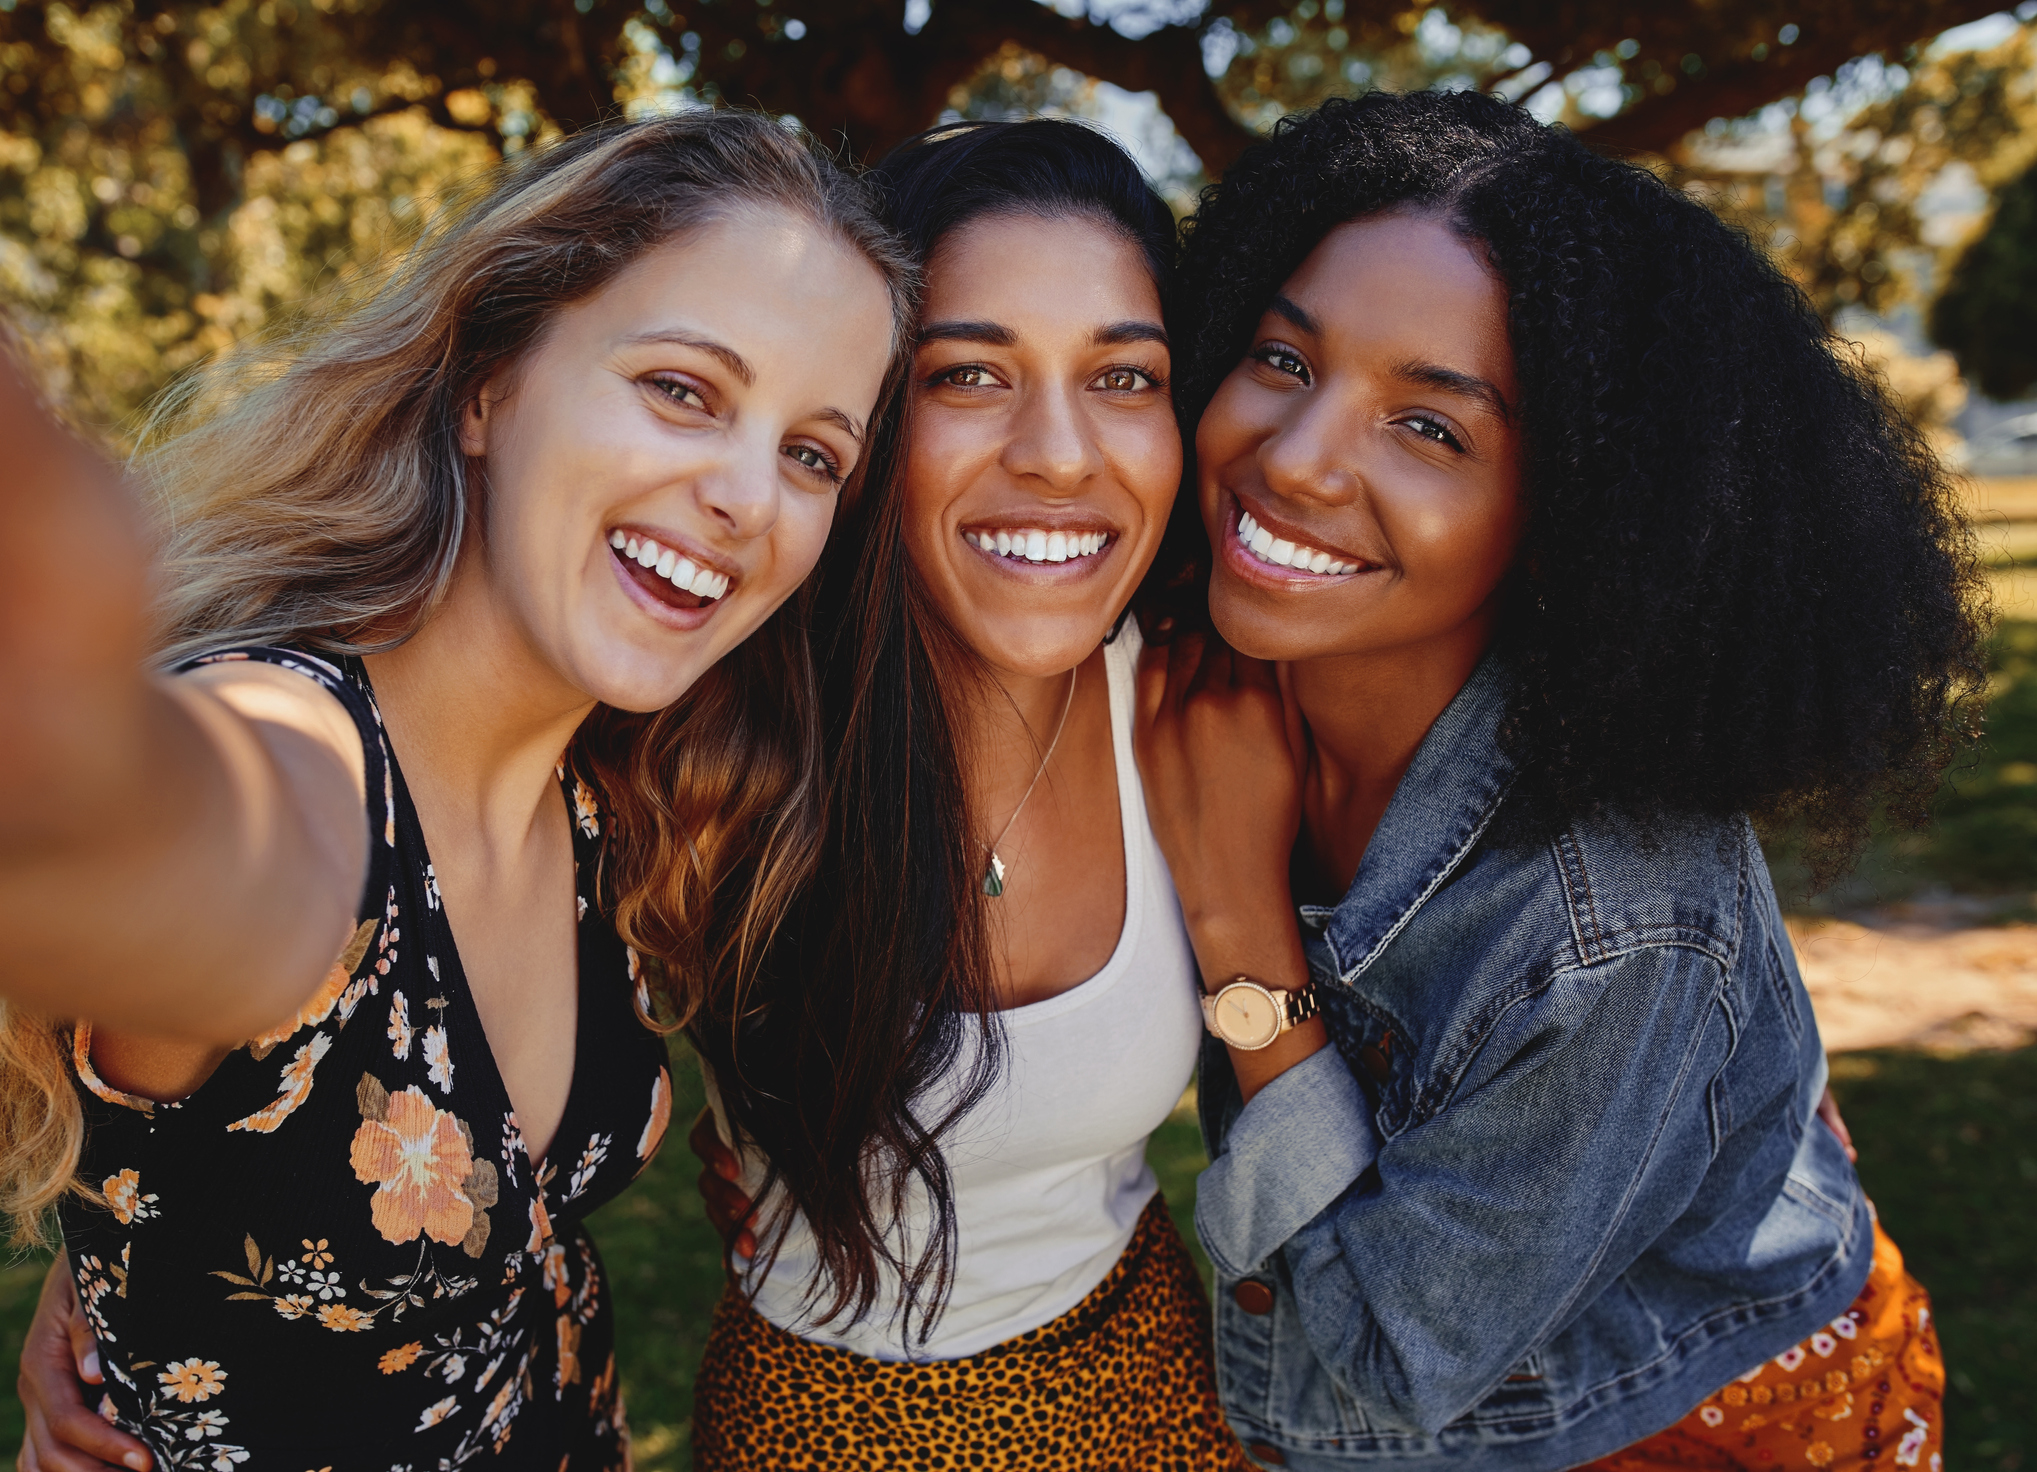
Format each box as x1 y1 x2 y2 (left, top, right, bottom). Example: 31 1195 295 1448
1213 983 1281 1050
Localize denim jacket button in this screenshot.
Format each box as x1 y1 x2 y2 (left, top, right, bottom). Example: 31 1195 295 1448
1359 1044 1390 1081
1247 1442 1287 1465
1232 1279 1276 1315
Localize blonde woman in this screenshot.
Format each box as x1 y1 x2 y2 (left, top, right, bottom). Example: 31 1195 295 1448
6 112 908 1467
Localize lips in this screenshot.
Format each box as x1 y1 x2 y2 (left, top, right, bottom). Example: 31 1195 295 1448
963 525 1113 566
608 528 733 612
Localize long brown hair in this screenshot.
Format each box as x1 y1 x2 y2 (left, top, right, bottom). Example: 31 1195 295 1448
691 119 1181 1343
0 110 916 1244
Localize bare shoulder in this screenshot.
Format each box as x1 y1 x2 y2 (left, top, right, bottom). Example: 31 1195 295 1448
173 657 368 808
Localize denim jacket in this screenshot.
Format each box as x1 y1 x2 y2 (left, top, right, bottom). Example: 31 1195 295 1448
1195 655 1874 1471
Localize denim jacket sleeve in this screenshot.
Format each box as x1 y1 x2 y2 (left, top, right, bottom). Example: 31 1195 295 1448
1200 940 1734 1435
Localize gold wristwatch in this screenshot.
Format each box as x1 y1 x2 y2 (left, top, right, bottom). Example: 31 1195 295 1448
1201 975 1320 1051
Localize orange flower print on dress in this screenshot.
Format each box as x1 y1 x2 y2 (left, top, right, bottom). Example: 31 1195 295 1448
316 1304 370 1332
159 1358 226 1403
102 1169 159 1226
245 916 378 1059
424 1025 454 1093
350 1082 476 1248
226 1031 333 1134
556 1314 582 1391
638 1067 672 1163
572 780 600 838
379 1342 423 1374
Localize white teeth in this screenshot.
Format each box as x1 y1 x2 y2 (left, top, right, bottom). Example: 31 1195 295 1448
636 540 660 569
624 537 641 559
1237 507 1357 576
969 528 1111 565
670 556 697 590
656 549 677 578
610 529 627 550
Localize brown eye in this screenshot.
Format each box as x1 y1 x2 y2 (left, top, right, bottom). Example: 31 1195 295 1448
938 366 993 389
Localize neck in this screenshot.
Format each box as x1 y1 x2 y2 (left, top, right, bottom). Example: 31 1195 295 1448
961 656 1085 826
362 555 596 853
1288 615 1492 897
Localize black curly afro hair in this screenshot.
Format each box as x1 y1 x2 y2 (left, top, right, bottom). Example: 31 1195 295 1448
1156 89 1988 879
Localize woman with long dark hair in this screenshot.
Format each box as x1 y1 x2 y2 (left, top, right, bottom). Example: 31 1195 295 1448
685 119 1252 1469
1135 90 1980 1470
6 111 910 1467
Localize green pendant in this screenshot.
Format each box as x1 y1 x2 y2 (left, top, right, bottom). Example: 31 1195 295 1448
982 852 1006 897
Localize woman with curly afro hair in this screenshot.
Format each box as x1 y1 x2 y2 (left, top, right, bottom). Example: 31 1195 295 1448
1135 90 1983 1471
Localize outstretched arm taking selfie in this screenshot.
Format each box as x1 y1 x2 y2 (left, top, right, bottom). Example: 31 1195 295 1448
0 358 366 1045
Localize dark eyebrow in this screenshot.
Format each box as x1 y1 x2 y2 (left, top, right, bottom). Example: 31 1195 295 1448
1268 294 1321 337
919 319 1017 347
816 406 865 445
619 330 755 387
1391 359 1513 422
1093 320 1169 348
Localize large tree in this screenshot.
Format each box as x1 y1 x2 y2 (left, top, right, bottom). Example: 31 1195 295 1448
0 0 2021 425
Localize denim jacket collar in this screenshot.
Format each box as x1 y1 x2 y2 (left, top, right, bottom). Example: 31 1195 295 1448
1317 652 1516 984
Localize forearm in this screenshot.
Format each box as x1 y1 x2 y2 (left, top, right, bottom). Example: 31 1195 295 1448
1181 894 1327 1102
0 677 362 1042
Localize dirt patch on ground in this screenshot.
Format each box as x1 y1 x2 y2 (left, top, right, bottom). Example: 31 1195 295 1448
1790 903 2037 1052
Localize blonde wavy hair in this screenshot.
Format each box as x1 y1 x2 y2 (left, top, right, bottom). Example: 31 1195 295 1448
0 110 916 1245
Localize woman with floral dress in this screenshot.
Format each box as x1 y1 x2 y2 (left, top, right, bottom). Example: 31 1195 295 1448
4 110 911 1468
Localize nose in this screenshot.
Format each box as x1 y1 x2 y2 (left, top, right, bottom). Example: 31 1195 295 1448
1000 379 1105 493
1258 390 1365 510
693 431 785 543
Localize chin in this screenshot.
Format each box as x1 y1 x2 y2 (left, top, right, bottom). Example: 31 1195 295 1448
1208 580 1314 663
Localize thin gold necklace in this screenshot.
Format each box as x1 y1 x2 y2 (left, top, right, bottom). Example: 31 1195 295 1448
980 666 1078 898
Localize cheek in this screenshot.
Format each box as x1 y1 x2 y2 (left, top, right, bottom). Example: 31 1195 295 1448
769 494 841 595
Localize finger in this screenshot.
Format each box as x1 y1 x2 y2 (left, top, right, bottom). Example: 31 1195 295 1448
697 1171 758 1238
65 1307 98 1387
19 1396 136 1472
1163 628 1206 710
47 1402 147 1472
1135 641 1172 728
687 1109 743 1179
1817 1086 1857 1163
1274 661 1309 774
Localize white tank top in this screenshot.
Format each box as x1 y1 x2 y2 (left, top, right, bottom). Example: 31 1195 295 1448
709 624 1204 1361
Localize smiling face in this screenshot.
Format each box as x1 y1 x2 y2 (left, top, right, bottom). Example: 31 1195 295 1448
459 204 895 713
1198 211 1524 668
902 211 1181 680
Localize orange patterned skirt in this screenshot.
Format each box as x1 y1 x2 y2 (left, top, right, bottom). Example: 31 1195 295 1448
1582 1221 1944 1472
691 1194 1254 1471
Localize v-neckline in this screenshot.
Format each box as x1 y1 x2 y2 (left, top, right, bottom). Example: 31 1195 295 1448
356 664 589 1177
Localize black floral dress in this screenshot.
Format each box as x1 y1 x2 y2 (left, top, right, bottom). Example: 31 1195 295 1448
62 648 674 1470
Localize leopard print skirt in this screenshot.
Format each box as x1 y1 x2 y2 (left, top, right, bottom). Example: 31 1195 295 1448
691 1195 1255 1471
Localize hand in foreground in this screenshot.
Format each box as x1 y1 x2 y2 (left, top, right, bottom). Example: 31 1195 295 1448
689 1108 758 1260
15 1253 151 1472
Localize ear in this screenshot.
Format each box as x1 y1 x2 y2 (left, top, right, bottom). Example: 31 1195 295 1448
458 389 491 459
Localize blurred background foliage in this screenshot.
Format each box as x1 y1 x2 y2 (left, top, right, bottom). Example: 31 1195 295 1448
5 4 2037 1469
8 0 2037 434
